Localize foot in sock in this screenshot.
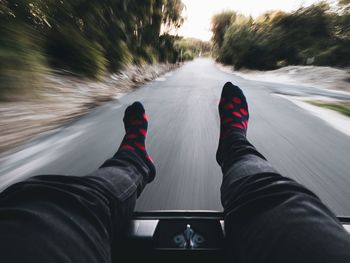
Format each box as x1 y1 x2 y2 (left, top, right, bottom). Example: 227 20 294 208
118 101 156 182
216 82 249 164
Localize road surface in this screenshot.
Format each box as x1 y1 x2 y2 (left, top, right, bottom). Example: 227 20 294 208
1 58 350 215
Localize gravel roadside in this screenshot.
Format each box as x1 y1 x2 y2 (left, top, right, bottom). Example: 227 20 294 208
0 63 179 154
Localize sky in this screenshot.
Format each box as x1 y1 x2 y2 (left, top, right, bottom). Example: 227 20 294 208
177 0 325 41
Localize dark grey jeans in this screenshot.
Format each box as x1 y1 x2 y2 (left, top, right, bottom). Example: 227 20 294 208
0 132 350 262
0 150 148 263
219 132 350 262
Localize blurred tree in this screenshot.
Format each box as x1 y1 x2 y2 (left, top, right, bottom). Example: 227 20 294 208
219 18 266 69
0 0 47 98
336 0 350 40
162 0 185 32
158 34 180 63
174 38 211 61
211 11 236 49
212 2 350 70
0 0 185 99
0 0 185 82
339 0 350 6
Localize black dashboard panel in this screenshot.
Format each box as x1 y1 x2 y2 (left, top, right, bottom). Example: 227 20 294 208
117 211 350 262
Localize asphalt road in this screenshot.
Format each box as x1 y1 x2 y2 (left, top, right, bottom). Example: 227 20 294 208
1 58 350 215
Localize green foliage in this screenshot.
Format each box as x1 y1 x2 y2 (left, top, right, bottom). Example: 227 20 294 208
134 45 159 65
219 19 267 69
0 0 185 98
174 38 212 61
0 22 47 99
46 26 107 78
105 41 133 73
213 2 350 70
211 11 237 49
310 101 350 117
162 0 185 31
182 50 194 61
158 34 180 63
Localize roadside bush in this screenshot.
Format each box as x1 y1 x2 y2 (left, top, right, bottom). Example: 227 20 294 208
105 41 132 72
133 46 159 65
174 37 211 62
211 11 237 49
183 50 194 61
314 42 350 66
46 27 107 78
0 0 186 98
142 46 159 64
212 1 350 70
158 34 179 63
219 21 277 70
0 23 47 100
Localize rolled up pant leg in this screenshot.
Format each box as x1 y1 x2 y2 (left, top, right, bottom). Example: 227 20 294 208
220 132 350 263
0 150 150 263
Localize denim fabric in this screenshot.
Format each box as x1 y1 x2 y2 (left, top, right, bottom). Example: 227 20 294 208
0 150 149 263
220 131 350 263
0 133 350 263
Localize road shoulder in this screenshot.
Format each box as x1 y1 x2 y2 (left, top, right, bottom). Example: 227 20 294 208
275 94 350 137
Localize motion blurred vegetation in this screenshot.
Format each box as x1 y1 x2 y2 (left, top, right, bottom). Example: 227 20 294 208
310 101 350 117
174 38 212 61
211 0 350 70
0 0 188 99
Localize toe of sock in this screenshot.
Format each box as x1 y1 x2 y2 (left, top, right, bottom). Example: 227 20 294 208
222 82 244 97
130 101 145 113
124 102 146 123
125 101 145 116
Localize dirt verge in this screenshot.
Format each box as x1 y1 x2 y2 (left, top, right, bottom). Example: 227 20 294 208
218 64 350 93
0 63 178 153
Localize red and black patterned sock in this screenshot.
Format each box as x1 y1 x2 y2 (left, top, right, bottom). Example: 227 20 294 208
118 101 156 182
216 82 249 163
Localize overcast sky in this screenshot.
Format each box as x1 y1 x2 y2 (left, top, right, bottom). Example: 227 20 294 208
177 0 326 41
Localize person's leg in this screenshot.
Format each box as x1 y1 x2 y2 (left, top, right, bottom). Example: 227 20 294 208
0 102 155 263
217 82 350 263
